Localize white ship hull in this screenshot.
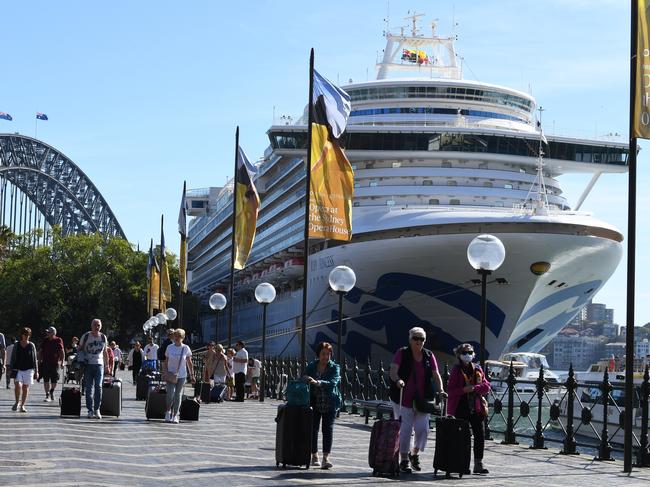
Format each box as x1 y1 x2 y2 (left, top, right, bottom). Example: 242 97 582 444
219 212 622 365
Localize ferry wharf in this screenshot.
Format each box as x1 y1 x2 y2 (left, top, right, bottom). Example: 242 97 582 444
0 378 648 487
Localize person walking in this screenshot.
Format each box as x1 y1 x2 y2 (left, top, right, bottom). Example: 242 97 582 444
39 326 65 402
203 341 218 384
79 319 110 419
211 344 229 385
158 329 175 363
5 338 16 389
232 341 248 402
447 343 491 475
247 357 262 399
163 329 195 423
109 342 122 377
303 342 342 470
0 331 6 385
389 327 446 474
225 348 235 400
127 341 145 384
9 327 39 412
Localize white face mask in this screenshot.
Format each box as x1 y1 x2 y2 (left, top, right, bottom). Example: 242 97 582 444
459 353 475 363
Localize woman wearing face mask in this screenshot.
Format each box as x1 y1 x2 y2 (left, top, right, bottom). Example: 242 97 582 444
447 343 491 474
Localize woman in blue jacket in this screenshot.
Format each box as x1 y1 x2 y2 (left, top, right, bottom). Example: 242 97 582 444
303 341 342 470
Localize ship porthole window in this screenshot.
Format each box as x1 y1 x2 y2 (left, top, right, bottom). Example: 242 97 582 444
423 180 433 186
450 199 460 205
447 180 457 186
483 182 493 187
504 184 513 189
429 198 439 205
353 201 360 207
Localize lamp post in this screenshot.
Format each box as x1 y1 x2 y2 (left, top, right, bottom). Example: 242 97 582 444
328 265 356 365
255 282 276 403
209 293 227 343
467 234 506 368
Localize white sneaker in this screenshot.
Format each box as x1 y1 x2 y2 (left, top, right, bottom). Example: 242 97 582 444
19 405 27 413
44 397 51 402
165 411 172 423
94 409 102 419
87 411 94 419
172 414 179 424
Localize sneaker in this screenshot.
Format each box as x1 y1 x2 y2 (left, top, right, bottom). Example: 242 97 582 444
87 411 94 419
19 405 27 413
399 460 412 474
172 415 179 424
11 403 18 411
50 391 55 400
44 397 51 403
321 460 333 470
408 452 421 472
473 461 489 474
94 409 102 419
311 455 321 467
165 411 172 423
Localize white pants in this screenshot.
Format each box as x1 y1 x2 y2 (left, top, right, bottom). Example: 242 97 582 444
392 402 430 454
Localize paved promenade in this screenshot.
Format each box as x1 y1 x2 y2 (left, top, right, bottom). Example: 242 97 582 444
0 373 649 487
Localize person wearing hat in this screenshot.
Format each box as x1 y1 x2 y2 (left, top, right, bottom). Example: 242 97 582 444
38 326 64 402
158 328 176 363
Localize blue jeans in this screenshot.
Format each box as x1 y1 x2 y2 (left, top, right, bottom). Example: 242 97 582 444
84 364 104 413
311 409 336 454
166 378 187 416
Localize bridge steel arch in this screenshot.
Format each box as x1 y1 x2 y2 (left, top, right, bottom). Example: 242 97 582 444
0 134 126 239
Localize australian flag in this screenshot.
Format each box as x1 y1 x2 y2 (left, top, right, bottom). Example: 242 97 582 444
36 112 48 121
0 112 12 121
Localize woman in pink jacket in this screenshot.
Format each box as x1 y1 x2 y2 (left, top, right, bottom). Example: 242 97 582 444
446 343 491 474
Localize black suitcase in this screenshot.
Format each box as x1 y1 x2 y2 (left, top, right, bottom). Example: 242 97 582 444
433 415 472 478
136 374 154 401
60 387 81 417
145 386 167 420
210 384 227 403
179 398 200 421
100 379 122 417
194 380 211 403
275 404 312 469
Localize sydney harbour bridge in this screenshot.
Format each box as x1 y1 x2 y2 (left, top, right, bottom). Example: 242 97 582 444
0 133 125 244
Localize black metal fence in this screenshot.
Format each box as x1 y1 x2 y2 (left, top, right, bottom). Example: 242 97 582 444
247 356 650 467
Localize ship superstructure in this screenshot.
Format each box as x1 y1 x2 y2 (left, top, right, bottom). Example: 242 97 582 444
186 16 627 363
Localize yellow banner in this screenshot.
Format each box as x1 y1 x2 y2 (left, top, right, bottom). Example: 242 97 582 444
234 180 259 269
308 122 354 240
179 237 187 293
149 267 160 312
161 259 172 305
635 0 650 138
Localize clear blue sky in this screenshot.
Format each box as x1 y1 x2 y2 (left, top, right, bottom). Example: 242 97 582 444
1 0 646 325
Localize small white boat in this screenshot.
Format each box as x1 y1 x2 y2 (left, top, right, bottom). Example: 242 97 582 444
486 352 563 405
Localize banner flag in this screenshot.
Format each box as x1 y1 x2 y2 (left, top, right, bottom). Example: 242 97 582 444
635 0 650 138
233 146 260 269
178 181 188 293
309 69 354 240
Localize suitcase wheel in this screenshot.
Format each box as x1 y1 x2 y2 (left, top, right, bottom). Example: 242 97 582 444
445 472 451 479
459 474 463 478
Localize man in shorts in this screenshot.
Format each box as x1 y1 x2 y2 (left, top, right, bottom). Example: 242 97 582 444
0 332 6 385
39 326 65 402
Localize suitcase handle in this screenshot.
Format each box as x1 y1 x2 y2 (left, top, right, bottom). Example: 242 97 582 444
399 387 403 422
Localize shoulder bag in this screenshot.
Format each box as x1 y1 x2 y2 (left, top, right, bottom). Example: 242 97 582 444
164 346 184 384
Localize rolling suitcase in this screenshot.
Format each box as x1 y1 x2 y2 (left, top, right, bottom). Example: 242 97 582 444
433 399 471 479
136 373 154 401
194 380 211 403
60 387 81 417
179 398 200 421
100 378 122 417
275 404 312 469
145 386 167 420
368 389 401 477
210 384 227 403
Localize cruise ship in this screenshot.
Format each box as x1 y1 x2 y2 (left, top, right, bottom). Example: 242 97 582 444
186 18 628 364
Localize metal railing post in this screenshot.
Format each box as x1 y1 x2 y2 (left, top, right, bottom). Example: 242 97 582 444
340 358 349 413
502 360 518 445
637 365 650 467
561 364 579 455
596 369 614 461
531 365 547 449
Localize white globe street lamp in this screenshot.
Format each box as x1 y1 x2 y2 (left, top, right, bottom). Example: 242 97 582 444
255 282 276 402
328 266 356 365
165 307 177 321
467 234 506 367
156 312 167 326
209 293 227 343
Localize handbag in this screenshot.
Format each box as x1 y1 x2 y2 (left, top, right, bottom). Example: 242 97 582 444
10 369 17 379
164 347 184 384
285 380 310 407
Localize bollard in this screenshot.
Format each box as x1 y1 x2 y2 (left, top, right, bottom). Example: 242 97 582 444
502 360 518 445
637 365 650 467
595 369 614 461
561 364 579 455
531 365 547 449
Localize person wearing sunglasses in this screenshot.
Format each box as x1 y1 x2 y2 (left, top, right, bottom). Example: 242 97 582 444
389 327 445 474
447 343 491 474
